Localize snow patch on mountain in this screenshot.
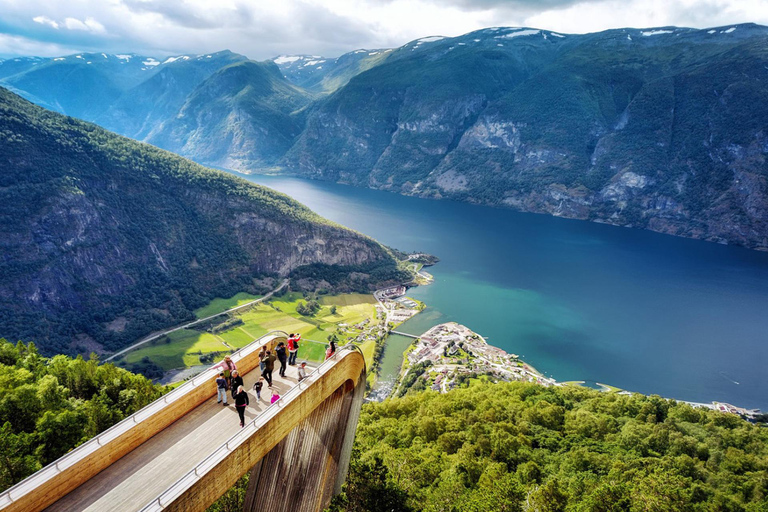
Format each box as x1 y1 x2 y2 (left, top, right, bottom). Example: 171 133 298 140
641 30 673 36
274 55 301 64
496 29 540 39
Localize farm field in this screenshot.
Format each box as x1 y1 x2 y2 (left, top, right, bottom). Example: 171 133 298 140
120 292 379 372
193 292 262 318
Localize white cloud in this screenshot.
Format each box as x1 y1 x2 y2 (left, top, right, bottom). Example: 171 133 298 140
3 0 768 59
62 16 106 33
523 0 768 33
0 32 75 57
32 15 59 29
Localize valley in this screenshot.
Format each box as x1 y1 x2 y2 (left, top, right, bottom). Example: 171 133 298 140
1 11 768 512
3 24 768 250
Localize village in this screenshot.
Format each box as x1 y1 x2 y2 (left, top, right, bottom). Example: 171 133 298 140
373 285 423 327
396 322 557 395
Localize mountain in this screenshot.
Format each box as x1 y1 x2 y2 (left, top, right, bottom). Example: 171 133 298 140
273 49 392 93
147 60 312 170
285 24 768 250
0 53 163 119
4 24 768 250
0 51 249 135
0 51 313 170
94 51 249 140
0 87 402 355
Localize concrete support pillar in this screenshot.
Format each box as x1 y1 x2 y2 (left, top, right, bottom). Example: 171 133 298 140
242 372 366 512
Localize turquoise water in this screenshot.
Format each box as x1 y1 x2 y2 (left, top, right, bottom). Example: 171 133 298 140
240 174 768 410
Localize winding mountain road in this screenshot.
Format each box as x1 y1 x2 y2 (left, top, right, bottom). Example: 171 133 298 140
103 279 289 362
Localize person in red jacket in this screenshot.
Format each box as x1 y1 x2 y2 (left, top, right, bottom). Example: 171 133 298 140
287 333 300 365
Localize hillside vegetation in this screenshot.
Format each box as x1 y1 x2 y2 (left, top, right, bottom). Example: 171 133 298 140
331 382 768 512
0 340 163 491
0 87 403 355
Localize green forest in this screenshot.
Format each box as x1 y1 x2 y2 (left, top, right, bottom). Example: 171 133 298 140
0 339 164 491
2 339 766 512
329 382 768 512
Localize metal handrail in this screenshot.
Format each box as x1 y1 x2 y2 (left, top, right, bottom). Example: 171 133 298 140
0 330 290 506
137 343 363 512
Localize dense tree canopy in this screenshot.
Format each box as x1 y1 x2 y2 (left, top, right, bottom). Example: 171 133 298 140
331 382 768 512
0 339 164 491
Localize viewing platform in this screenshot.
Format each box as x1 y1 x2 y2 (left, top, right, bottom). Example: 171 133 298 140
0 333 366 512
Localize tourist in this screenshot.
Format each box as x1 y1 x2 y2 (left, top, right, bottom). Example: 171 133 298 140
217 355 237 389
287 333 300 365
270 390 280 404
258 346 267 373
325 340 337 360
263 350 276 387
276 341 288 378
215 373 228 405
253 377 264 400
297 361 308 381
234 385 249 427
230 369 244 400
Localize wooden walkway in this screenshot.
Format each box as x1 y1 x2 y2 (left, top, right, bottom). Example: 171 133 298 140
45 364 304 512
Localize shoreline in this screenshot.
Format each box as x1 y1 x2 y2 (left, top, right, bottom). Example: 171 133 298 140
388 321 762 418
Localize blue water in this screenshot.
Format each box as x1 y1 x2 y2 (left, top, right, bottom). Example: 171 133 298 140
239 173 768 410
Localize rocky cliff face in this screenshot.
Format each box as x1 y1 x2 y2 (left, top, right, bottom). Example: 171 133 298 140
284 25 768 250
0 87 398 354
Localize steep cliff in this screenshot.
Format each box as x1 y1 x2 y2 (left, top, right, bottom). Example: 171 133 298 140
285 25 768 250
0 87 399 354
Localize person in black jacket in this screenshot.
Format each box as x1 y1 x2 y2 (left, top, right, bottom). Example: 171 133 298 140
276 341 288 378
263 350 276 387
230 369 244 400
234 385 249 427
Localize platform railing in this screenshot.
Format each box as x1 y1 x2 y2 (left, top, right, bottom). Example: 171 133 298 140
137 342 365 512
0 330 291 509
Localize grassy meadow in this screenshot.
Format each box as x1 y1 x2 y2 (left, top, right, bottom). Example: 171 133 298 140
121 292 379 371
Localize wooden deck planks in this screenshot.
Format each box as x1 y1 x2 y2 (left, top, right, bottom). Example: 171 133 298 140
44 364 306 512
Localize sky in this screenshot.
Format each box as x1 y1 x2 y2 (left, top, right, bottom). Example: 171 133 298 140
1 0 767 59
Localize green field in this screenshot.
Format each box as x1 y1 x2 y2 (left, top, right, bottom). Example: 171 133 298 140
193 292 262 319
123 329 227 369
122 293 378 371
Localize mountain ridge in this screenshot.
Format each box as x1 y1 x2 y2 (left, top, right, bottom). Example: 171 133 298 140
0 86 403 355
2 23 768 249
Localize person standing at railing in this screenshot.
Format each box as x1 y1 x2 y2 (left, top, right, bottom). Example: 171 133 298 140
297 361 308 381
234 385 249 427
258 346 267 374
263 350 276 388
215 355 238 389
230 369 244 400
287 333 300 366
215 373 229 405
276 341 288 378
325 340 337 360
